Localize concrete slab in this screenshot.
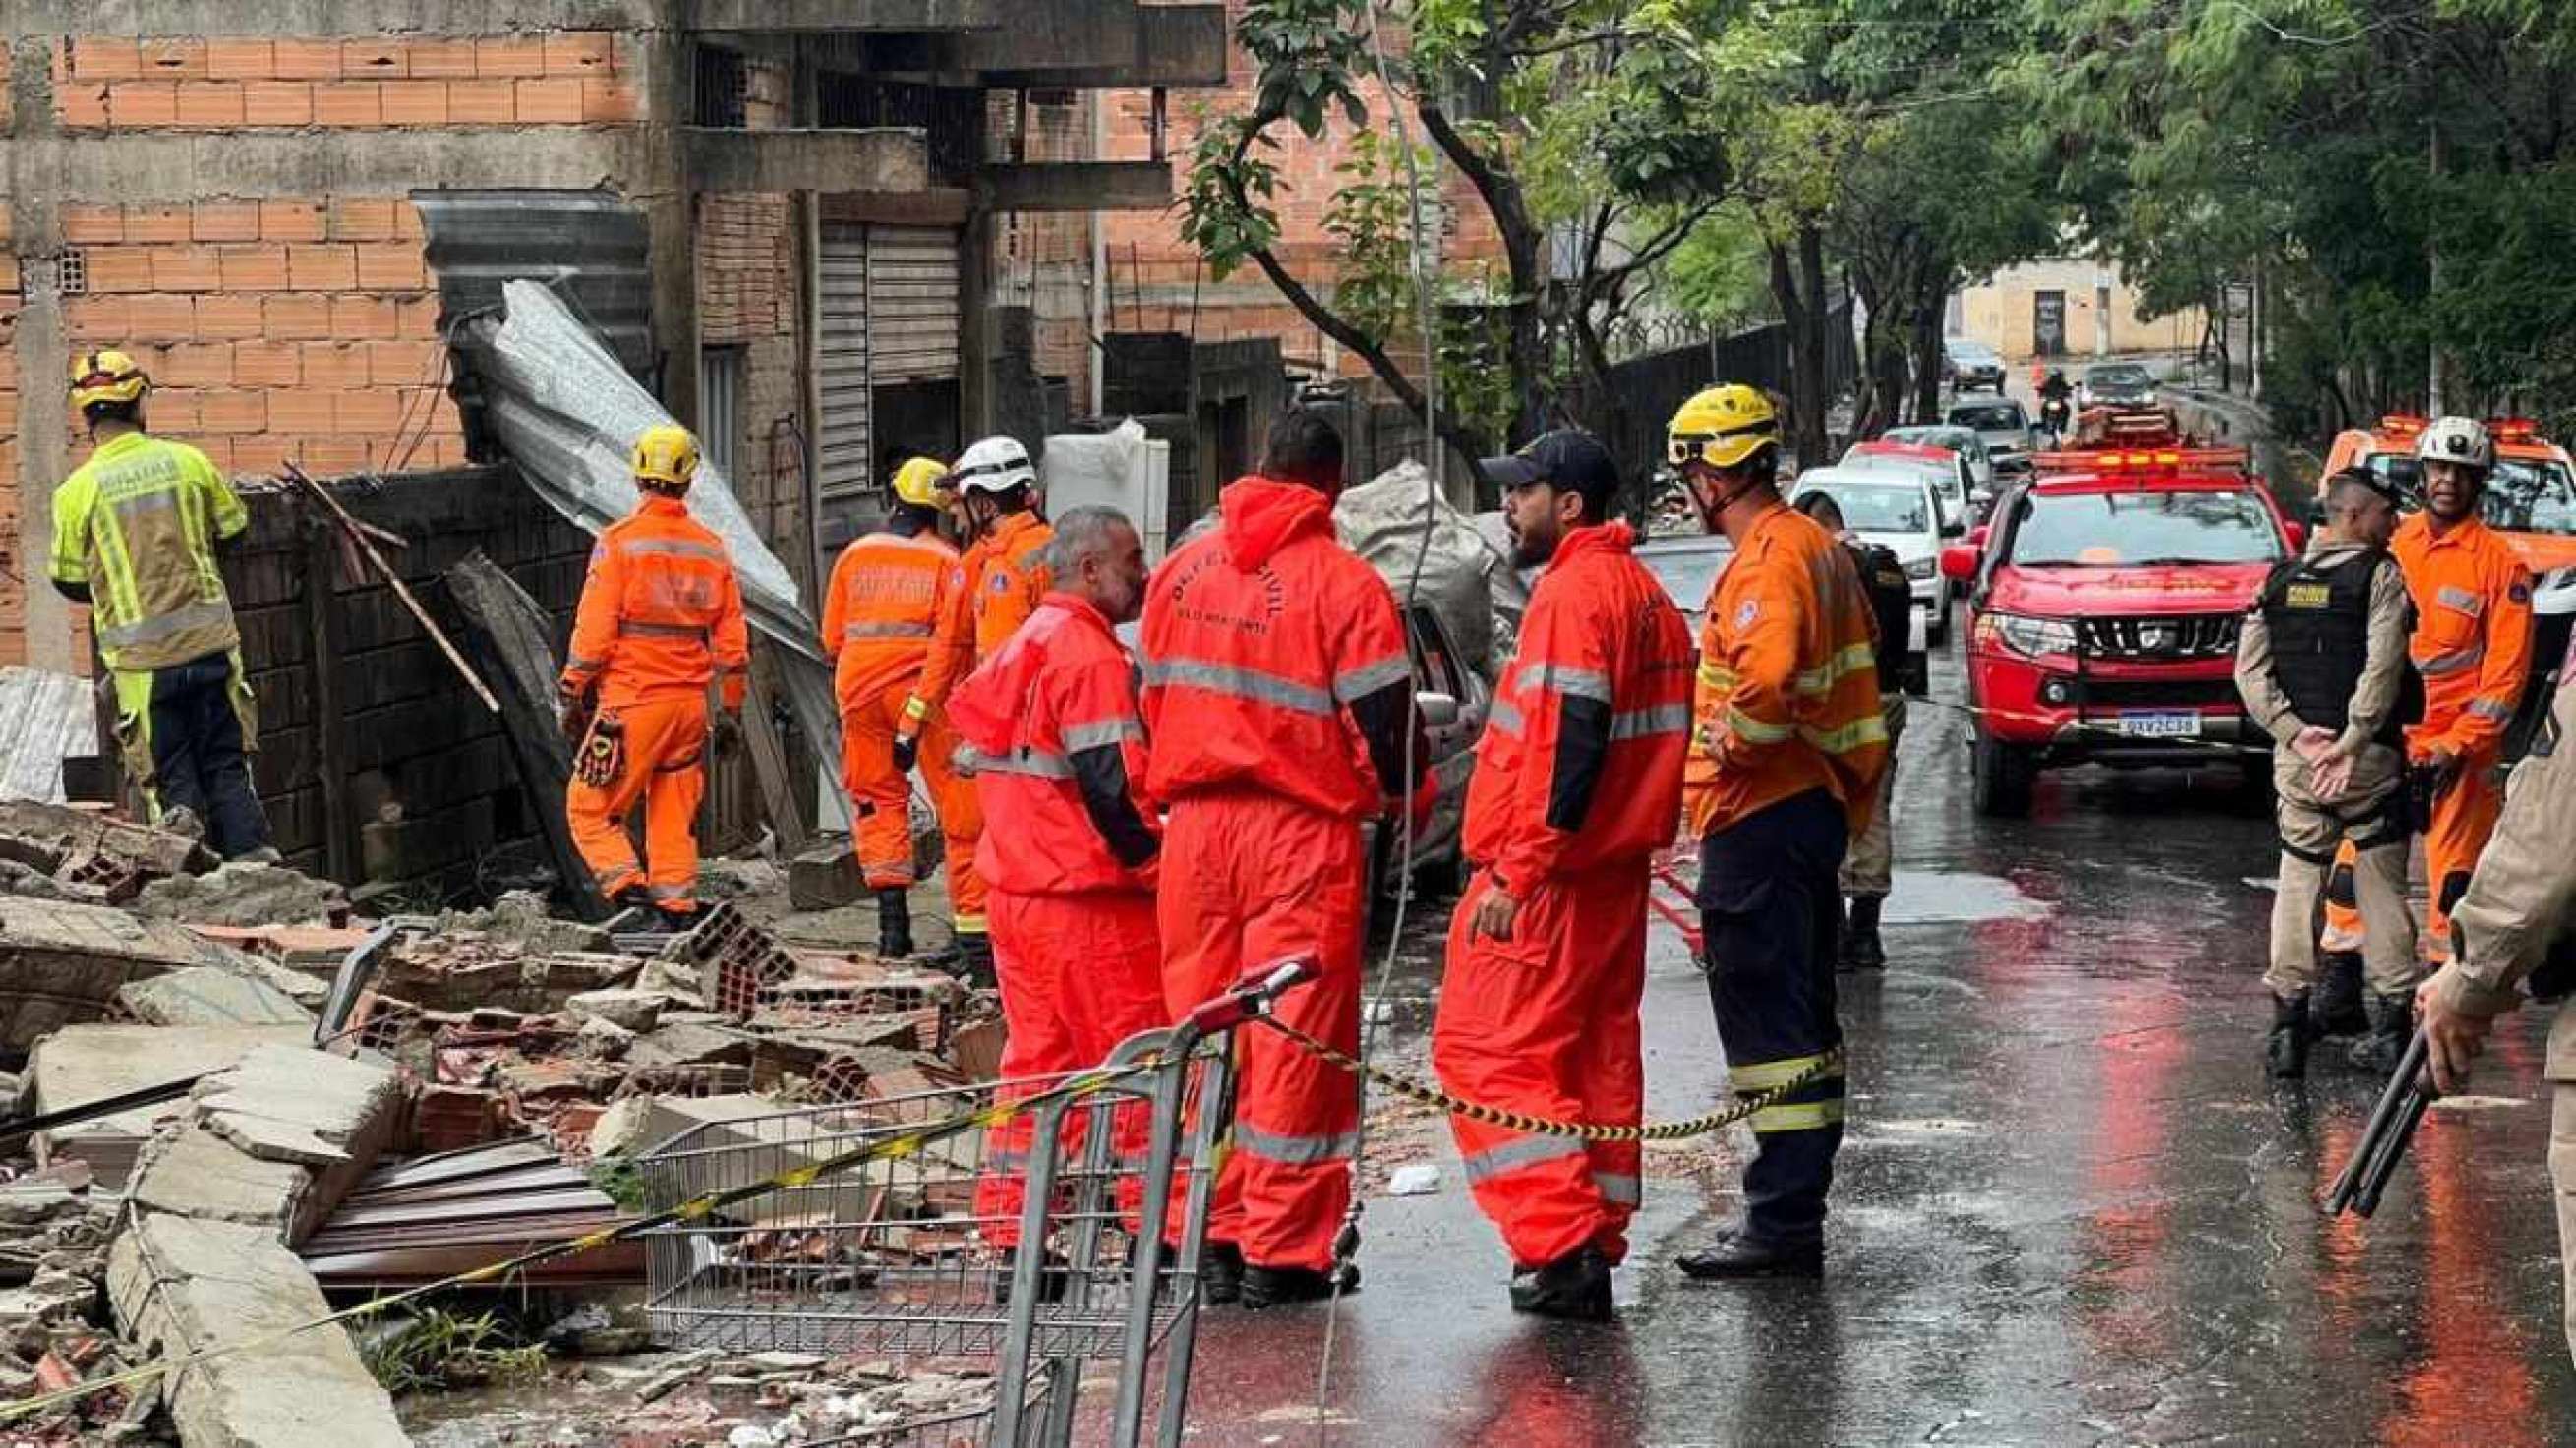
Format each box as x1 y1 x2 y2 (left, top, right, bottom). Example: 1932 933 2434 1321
108 1215 407 1448
128 1129 307 1237
0 898 255 1052
118 966 317 1027
190 1046 401 1232
567 988 669 1034
28 1024 309 1187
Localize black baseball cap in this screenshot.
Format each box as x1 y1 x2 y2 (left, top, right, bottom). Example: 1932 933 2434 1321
1484 431 1622 512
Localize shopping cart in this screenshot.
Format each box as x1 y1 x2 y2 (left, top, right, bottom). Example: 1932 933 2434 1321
641 957 1315 1448
1649 847 1703 957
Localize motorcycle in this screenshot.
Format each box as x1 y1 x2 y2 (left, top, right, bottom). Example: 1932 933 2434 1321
2038 394 2073 447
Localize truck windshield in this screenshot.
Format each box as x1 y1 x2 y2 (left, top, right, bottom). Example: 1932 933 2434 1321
2008 489 2283 566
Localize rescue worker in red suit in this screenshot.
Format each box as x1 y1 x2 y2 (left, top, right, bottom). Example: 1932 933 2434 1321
950 507 1165 1277
1141 409 1429 1309
1431 432 1694 1321
558 425 750 928
820 456 979 962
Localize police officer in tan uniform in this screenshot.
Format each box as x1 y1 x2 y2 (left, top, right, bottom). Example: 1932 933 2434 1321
2418 661 2576 1367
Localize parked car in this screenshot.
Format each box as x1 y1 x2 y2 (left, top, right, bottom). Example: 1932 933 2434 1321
1634 531 1736 634
1357 602 1492 924
1944 337 2007 392
1840 438 1975 534
1940 450 2299 816
1947 396 2036 482
1878 424 1998 515
2079 360 2157 409
1790 467 1952 648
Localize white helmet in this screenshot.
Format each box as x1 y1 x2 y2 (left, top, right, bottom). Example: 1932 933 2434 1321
951 435 1037 495
2416 415 2494 472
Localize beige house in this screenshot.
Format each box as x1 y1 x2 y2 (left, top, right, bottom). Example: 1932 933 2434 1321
1952 258 2210 365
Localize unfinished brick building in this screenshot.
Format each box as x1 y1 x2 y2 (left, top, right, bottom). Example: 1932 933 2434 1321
0 1 1224 679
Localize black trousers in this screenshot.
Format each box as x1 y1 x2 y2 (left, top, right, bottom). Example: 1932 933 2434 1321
149 653 270 859
1697 787 1849 1247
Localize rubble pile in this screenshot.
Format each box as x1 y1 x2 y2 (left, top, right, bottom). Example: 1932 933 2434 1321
0 796 1010 1447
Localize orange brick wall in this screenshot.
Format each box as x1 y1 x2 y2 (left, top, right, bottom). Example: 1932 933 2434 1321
48 32 642 130
55 196 456 480
1095 0 1504 376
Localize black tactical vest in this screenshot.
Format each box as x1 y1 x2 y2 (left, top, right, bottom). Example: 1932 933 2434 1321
2256 549 2421 746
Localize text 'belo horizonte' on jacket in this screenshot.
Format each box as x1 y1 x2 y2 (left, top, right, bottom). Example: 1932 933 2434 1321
49 433 247 675
1685 503 1892 838
1138 477 1429 817
1467 521 1697 892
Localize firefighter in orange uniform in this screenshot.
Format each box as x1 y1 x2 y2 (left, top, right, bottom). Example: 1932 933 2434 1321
821 457 982 962
1665 385 1890 1283
1431 432 1694 1321
950 507 1165 1265
558 425 749 928
896 435 1055 979
1141 409 1429 1309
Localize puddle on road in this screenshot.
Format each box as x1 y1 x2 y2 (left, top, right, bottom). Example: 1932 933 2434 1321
1885 871 2049 926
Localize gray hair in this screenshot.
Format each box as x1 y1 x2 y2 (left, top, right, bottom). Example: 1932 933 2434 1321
1042 505 1137 575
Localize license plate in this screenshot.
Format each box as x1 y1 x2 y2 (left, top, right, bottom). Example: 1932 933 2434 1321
2118 711 2202 739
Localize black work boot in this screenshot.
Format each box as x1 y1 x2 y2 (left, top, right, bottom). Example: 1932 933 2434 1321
1239 1260 1359 1309
1199 1241 1245 1306
2312 952 2367 1036
951 932 997 990
875 888 915 960
2349 991 2413 1074
1509 1245 1614 1322
2266 991 2312 1079
1675 1231 1823 1282
1842 896 1887 971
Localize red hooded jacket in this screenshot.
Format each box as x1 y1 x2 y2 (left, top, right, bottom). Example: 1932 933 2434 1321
1139 477 1421 819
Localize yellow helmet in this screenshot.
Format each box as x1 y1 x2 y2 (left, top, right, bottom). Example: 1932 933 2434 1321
1668 383 1780 471
70 350 150 412
890 456 953 508
631 424 701 491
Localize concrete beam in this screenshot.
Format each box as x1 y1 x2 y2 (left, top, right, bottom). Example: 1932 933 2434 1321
949 1 1142 74
979 5 1228 88
982 160 1171 213
687 0 1004 32
10 128 646 203
684 126 927 194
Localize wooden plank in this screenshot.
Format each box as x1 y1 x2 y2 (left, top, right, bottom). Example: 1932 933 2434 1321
300 518 357 882
743 643 812 857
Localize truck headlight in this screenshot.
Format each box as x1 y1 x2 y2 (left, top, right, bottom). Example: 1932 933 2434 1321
1977 611 2078 659
1903 556 1935 580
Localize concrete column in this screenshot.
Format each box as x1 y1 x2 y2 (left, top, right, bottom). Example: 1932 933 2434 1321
10 38 75 673
640 22 700 430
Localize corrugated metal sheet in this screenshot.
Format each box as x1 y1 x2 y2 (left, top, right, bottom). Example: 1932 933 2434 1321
414 190 654 374
819 224 874 503
302 1138 643 1288
0 668 97 805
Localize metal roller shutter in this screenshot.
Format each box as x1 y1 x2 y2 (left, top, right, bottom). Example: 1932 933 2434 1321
818 224 875 503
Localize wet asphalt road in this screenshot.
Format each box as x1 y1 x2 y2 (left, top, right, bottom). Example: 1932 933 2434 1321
1174 644 2575 1446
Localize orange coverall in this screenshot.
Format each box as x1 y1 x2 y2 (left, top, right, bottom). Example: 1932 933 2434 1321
559 493 749 915
897 510 1055 937
2321 510 2533 961
820 526 982 912
1432 521 1695 1271
1141 475 1424 1273
949 593 1165 1246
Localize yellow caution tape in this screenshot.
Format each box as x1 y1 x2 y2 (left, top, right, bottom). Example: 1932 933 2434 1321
0 1057 1160 1425
1255 1015 1845 1142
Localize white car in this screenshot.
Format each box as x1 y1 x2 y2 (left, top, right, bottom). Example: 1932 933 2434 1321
1875 425 1998 515
1788 467 1954 647
1838 438 1975 532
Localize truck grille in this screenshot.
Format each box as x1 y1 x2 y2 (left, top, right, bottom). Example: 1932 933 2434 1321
2077 615 2239 662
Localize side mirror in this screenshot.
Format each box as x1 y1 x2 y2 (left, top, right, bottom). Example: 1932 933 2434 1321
2282 520 2307 552
1940 544 1981 583
1968 524 1990 550
1417 691 1461 728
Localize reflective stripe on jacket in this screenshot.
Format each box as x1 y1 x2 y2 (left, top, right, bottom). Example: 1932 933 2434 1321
1685 502 1891 838
948 592 1158 895
1140 476 1414 819
560 494 751 710
1466 522 1695 890
822 527 959 709
49 433 247 674
906 511 1055 731
2391 511 2532 759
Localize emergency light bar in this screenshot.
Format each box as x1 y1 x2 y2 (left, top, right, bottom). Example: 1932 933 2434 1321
2490 416 2542 442
2029 447 2252 475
